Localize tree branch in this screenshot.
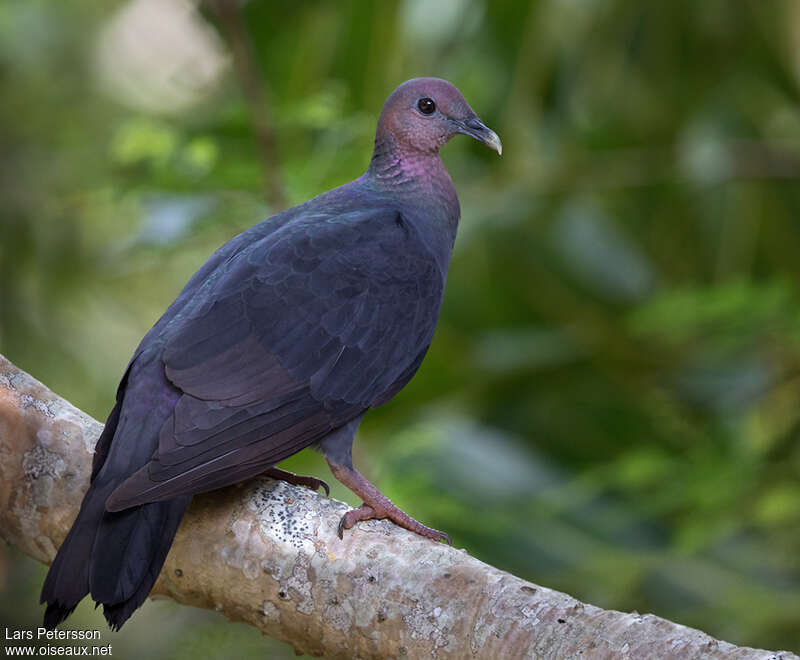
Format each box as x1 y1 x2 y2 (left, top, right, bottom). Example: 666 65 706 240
0 353 795 659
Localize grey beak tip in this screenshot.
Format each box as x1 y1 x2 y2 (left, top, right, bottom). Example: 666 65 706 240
486 130 502 156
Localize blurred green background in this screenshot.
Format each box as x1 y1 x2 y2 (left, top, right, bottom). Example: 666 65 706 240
2 0 800 656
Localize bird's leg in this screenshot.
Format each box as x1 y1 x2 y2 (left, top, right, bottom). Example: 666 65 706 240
262 467 330 497
326 460 451 544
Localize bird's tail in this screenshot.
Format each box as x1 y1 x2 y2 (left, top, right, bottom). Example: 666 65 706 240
40 481 190 630
40 392 191 631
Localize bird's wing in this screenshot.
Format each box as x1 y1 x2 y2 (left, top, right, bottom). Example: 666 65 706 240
106 206 443 510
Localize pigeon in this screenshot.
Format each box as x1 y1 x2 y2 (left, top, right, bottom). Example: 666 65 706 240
40 77 501 631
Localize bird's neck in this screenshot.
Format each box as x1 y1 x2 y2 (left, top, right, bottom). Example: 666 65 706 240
368 135 455 195
365 135 460 274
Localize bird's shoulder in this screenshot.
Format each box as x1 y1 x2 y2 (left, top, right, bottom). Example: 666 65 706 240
178 196 440 318
247 194 438 273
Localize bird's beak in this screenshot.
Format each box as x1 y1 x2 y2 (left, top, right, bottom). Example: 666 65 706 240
454 117 502 155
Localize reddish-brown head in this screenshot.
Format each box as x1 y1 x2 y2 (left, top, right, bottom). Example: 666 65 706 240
375 77 501 156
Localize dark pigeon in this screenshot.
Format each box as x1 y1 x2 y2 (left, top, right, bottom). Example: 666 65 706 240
40 77 501 631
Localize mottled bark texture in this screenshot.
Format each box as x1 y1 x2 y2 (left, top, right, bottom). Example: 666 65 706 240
0 354 795 660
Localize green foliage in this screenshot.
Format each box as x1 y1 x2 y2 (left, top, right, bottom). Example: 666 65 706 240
2 0 800 655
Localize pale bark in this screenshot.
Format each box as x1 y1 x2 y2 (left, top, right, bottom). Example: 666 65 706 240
0 353 795 660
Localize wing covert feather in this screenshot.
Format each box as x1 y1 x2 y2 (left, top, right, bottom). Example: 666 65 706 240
163 207 442 406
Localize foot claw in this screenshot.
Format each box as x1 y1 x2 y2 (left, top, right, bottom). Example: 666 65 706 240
336 502 451 545
338 504 375 539
289 475 330 495
264 468 330 496
326 463 452 544
414 525 451 545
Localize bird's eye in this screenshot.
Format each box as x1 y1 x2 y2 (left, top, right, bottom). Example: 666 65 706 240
417 98 436 115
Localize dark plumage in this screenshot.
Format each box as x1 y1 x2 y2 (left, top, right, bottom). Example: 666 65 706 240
40 77 501 630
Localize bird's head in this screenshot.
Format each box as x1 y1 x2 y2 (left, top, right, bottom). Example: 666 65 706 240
375 77 502 157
